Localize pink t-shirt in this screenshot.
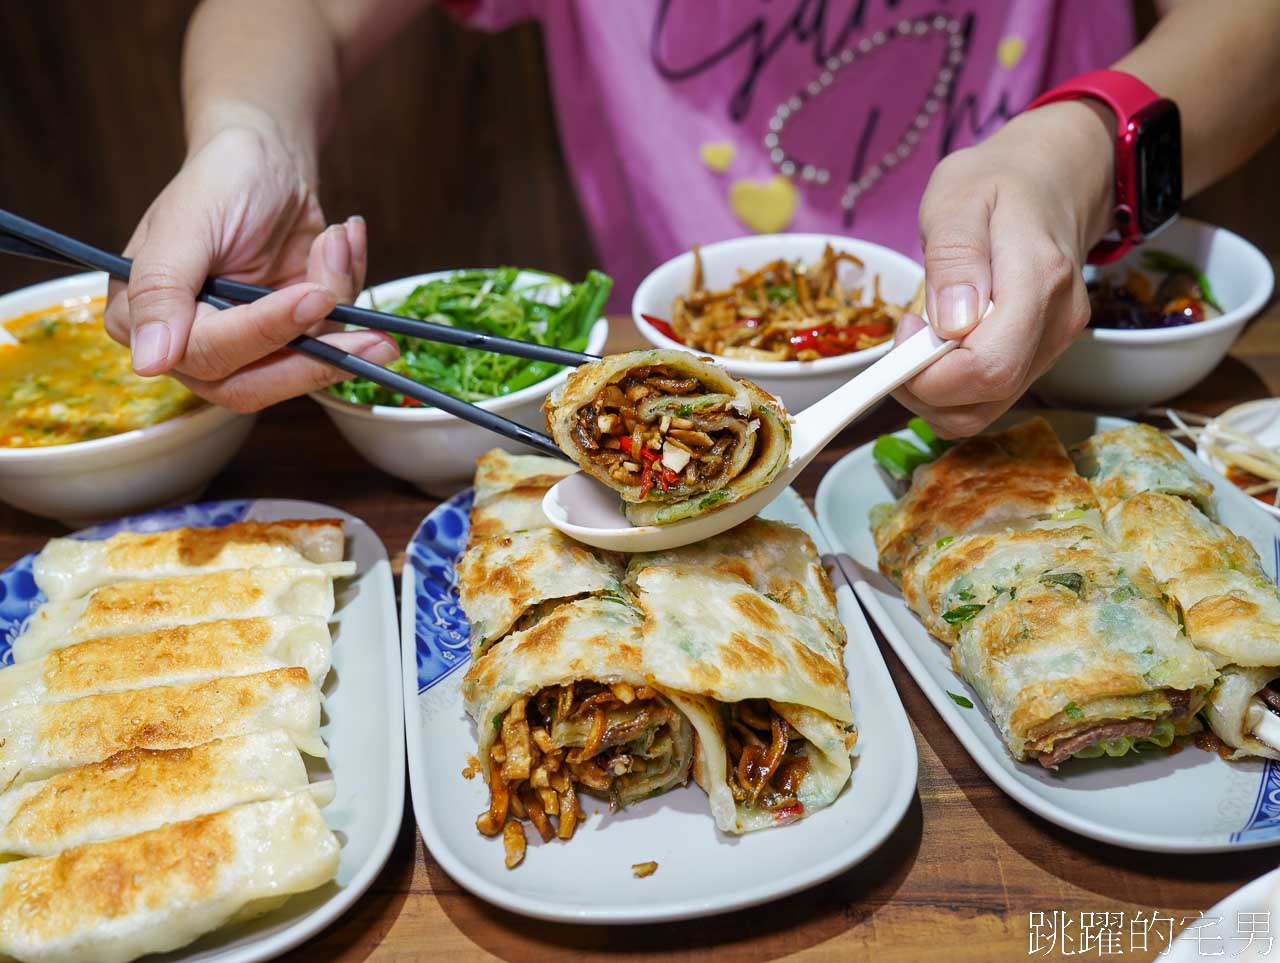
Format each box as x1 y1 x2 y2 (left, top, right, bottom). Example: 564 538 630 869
447 1 1133 302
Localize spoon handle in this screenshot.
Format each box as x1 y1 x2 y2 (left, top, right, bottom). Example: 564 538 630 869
790 326 957 459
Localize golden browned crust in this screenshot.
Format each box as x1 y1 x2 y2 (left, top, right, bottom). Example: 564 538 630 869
101 519 345 568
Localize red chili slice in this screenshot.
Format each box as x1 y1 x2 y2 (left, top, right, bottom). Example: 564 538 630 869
640 314 684 344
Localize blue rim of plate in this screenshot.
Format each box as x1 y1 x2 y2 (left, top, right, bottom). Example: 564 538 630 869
0 500 251 667
406 489 474 692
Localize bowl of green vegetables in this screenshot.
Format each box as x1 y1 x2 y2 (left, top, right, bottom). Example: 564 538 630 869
311 267 610 494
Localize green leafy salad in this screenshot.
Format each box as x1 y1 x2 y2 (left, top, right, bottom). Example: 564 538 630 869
329 267 612 407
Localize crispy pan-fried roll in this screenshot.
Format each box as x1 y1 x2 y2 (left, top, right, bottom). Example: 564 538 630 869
1106 491 1280 757
544 349 790 525
0 730 332 858
469 449 574 541
627 517 844 646
463 597 697 848
901 526 1102 645
33 518 353 600
631 565 854 832
1071 423 1214 515
949 537 1216 767
0 667 324 792
12 566 339 662
0 616 331 713
457 529 624 654
0 793 339 963
872 417 1101 584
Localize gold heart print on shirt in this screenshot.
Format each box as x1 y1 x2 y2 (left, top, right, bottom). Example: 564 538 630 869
700 141 737 173
728 175 798 234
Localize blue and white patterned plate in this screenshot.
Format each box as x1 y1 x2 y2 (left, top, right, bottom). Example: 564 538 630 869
817 411 1280 853
0 499 404 963
401 486 919 924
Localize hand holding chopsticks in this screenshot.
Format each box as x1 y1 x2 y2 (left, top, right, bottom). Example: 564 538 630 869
0 209 591 459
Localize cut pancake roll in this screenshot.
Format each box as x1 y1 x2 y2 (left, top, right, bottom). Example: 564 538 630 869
1106 490 1280 756
0 615 332 714
0 792 339 963
0 667 324 793
456 528 625 655
12 566 340 662
33 517 352 600
631 564 855 832
871 417 1101 585
468 448 575 542
544 348 790 526
946 538 1217 768
1070 422 1215 515
462 596 697 863
0 730 331 859
626 516 844 646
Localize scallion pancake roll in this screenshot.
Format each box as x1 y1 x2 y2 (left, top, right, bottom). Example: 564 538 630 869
872 417 1101 585
462 597 696 857
544 348 790 525
949 539 1217 767
1106 491 1280 757
456 529 625 654
469 448 574 540
626 517 843 645
631 565 854 832
1071 423 1214 515
901 526 1102 645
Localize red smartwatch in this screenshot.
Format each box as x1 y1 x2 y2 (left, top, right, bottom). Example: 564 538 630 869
1025 69 1182 264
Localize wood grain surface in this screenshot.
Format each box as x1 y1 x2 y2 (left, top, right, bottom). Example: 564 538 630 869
0 316 1276 962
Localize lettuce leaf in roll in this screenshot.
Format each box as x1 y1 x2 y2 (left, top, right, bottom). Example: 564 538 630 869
544 349 790 526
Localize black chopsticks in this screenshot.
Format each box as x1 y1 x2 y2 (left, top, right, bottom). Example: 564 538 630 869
0 210 573 460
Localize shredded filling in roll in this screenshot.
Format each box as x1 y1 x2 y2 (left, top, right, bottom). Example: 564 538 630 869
571 365 756 500
1037 690 1193 769
1257 681 1280 716
723 700 811 823
476 682 692 850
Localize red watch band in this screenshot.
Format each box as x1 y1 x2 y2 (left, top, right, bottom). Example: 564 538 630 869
1026 69 1167 264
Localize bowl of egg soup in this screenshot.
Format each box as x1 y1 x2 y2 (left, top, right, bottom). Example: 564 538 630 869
0 272 254 524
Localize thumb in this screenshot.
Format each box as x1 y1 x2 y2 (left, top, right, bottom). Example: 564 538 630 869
124 210 214 376
920 195 993 340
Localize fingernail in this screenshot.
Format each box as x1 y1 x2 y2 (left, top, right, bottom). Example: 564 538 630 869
131 323 170 373
357 334 399 364
294 287 337 325
323 226 350 276
935 284 979 336
345 214 365 230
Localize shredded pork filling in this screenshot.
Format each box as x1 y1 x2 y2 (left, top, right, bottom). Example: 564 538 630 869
723 699 810 820
476 681 691 853
571 365 751 500
1037 690 1193 769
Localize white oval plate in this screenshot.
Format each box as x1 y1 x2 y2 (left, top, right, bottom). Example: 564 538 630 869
815 410 1280 853
1163 866 1280 961
402 487 917 923
0 499 405 962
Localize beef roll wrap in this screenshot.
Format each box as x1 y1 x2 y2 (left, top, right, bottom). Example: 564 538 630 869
462 596 697 862
871 417 1101 585
1107 491 1280 758
946 534 1216 767
544 349 790 525
630 563 855 833
1071 423 1214 514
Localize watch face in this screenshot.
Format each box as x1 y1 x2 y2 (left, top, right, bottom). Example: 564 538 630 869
1134 100 1182 235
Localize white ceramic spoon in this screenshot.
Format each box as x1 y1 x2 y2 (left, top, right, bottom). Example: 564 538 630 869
543 325 956 552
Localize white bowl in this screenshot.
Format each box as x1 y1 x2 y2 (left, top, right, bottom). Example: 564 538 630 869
632 233 924 412
310 271 609 496
0 273 255 526
1036 218 1274 411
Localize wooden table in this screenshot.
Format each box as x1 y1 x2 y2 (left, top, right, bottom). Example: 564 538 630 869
3 314 1278 962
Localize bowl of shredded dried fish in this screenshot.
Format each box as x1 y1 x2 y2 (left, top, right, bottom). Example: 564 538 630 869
633 234 924 412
